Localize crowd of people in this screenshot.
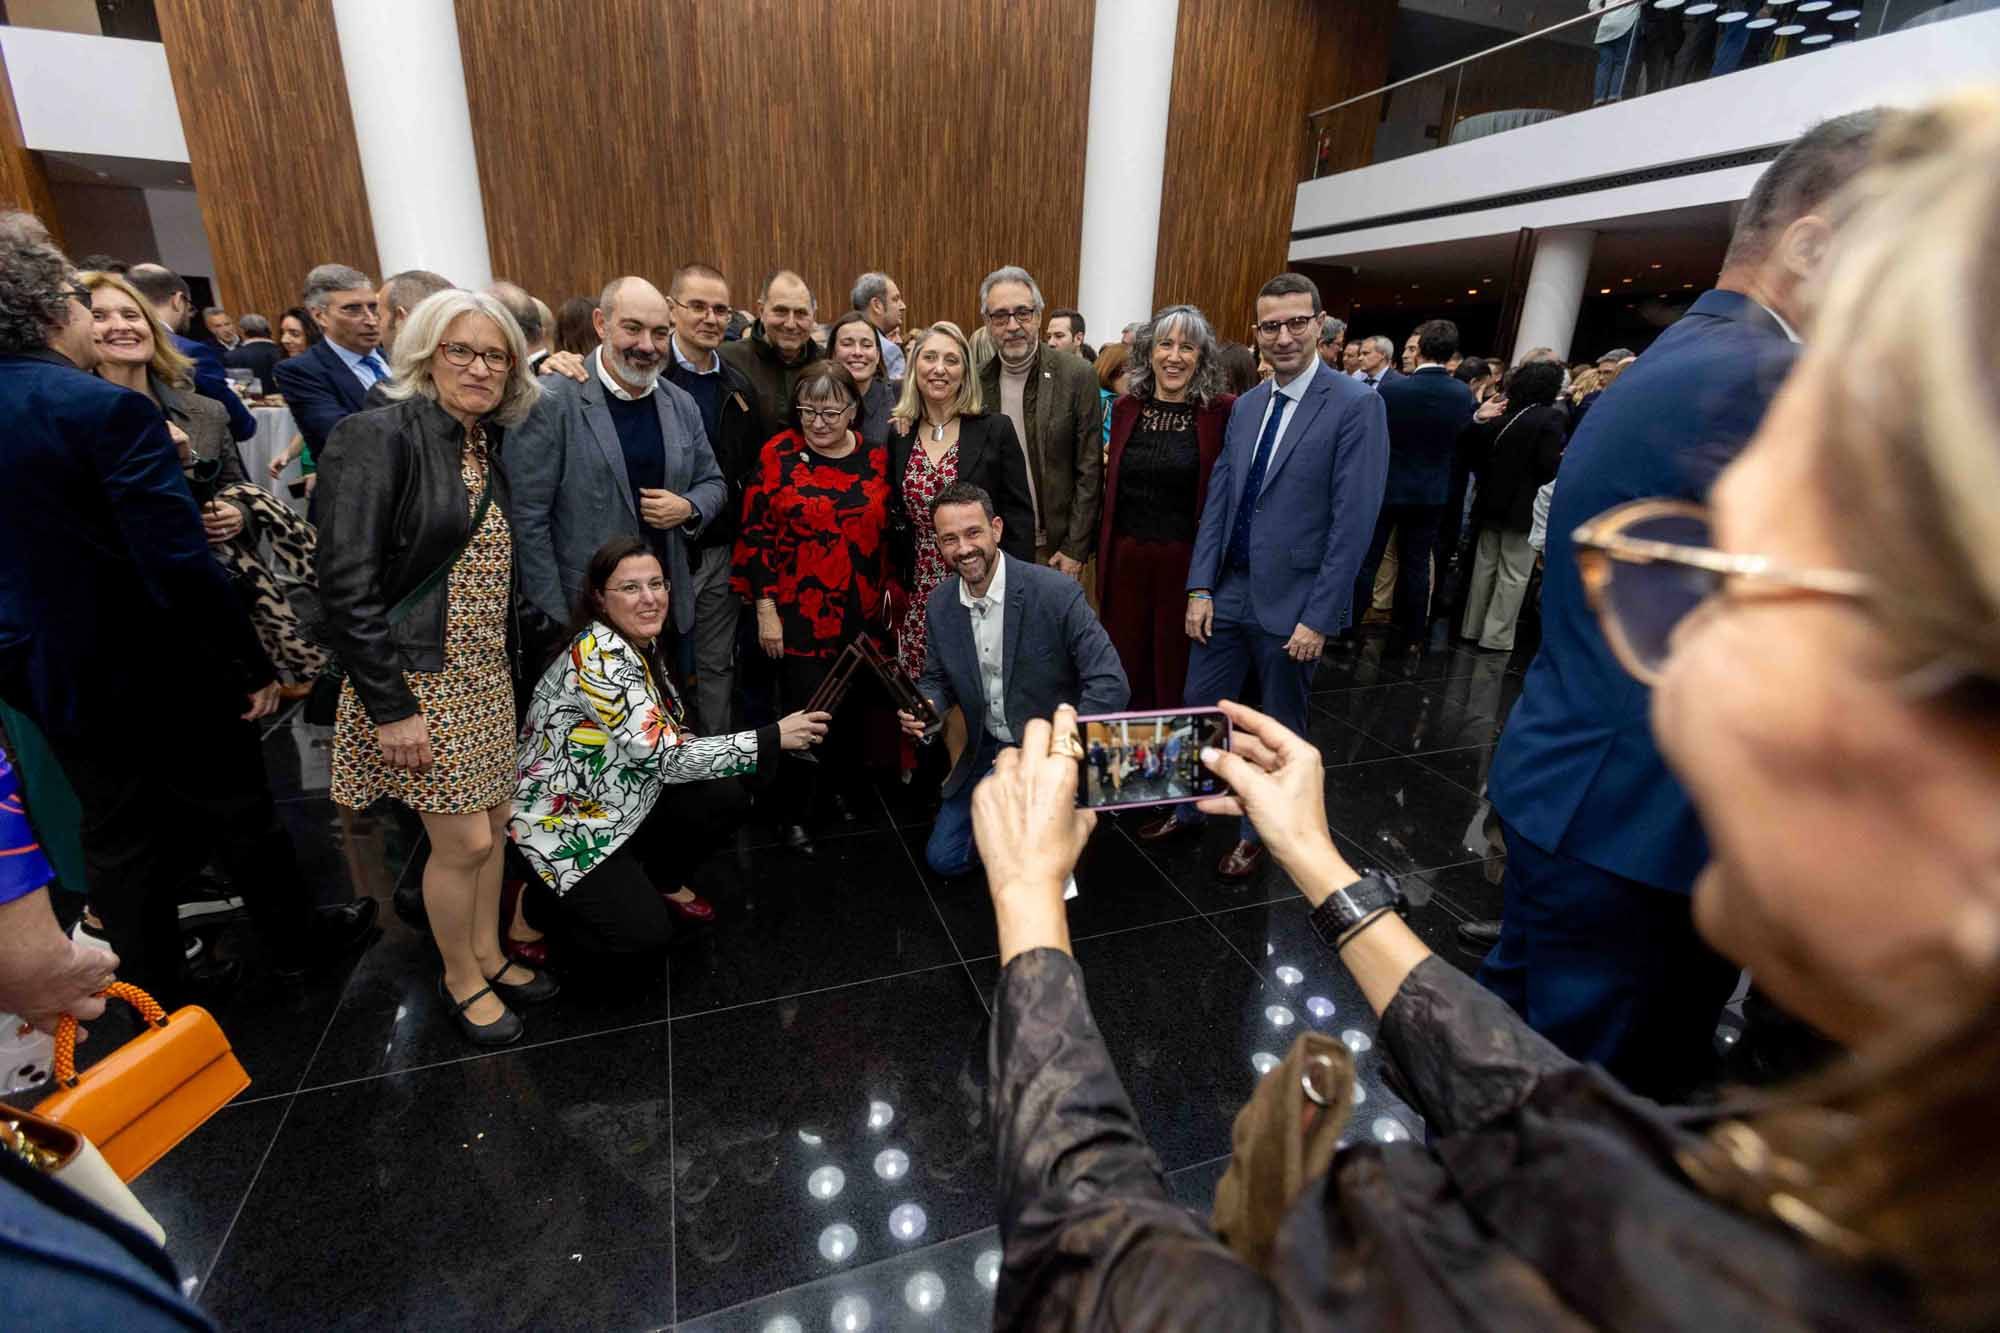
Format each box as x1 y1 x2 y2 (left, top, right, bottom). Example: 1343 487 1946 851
1 85 1997 1332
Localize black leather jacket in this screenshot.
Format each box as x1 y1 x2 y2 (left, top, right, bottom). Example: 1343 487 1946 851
315 396 546 725
992 950 1922 1331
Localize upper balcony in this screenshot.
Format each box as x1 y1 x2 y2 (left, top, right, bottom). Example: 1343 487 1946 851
1293 0 2000 260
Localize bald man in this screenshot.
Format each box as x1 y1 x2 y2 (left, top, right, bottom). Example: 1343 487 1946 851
504 276 726 632
718 267 821 429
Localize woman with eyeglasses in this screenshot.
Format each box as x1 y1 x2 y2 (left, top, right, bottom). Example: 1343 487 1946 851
732 360 898 854
510 536 826 965
971 98 1998 1330
1457 358 1567 651
317 289 560 1047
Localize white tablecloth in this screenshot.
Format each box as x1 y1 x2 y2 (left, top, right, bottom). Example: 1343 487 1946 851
237 404 305 514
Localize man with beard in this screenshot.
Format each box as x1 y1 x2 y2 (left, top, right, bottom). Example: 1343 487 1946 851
975 266 1103 582
898 482 1127 877
719 267 820 429
506 276 726 647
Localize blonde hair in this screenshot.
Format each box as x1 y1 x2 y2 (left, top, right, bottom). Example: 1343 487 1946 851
382 289 542 427
891 320 984 431
80 270 193 389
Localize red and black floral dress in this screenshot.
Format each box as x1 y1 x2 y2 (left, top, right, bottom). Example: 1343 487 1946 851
730 430 895 658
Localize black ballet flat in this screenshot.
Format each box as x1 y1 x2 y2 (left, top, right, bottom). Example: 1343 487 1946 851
439 976 523 1047
485 961 560 1005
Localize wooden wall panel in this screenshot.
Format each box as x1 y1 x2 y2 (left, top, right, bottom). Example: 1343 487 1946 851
456 0 1093 334
1155 0 1397 339
0 42 58 238
155 0 377 320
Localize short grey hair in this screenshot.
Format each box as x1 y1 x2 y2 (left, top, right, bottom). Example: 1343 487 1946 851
0 211 72 355
383 269 453 315
851 271 891 311
1319 317 1346 345
238 313 271 338
1125 304 1226 404
303 263 375 311
978 265 1043 315
1367 335 1395 360
381 289 543 427
487 280 542 342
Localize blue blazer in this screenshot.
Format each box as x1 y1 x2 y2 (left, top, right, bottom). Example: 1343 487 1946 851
172 331 256 442
916 555 1129 797
0 352 272 740
1488 290 1800 892
273 337 371 459
1187 361 1389 637
1378 365 1475 506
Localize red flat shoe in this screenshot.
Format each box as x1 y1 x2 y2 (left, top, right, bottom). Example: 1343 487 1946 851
660 887 716 923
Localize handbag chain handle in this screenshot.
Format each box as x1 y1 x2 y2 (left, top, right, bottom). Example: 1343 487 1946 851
53 982 168 1087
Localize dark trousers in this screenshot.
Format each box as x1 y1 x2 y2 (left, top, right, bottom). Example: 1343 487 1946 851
1101 534 1195 710
1353 503 1442 651
1180 575 1314 843
775 647 880 825
536 777 750 955
43 696 310 1003
1478 820 1740 1103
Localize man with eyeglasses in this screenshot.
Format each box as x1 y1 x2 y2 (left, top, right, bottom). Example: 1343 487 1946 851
719 268 821 431
664 263 764 734
1316 317 1347 371
1480 110 1886 1103
273 262 386 504
507 276 726 669
975 265 1103 583
1137 273 1387 880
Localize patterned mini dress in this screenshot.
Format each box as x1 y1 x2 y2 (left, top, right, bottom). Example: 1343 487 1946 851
330 429 517 815
895 439 958 681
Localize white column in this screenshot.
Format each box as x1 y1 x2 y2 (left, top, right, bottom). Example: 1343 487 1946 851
1076 0 1180 342
330 0 492 289
1512 228 1596 364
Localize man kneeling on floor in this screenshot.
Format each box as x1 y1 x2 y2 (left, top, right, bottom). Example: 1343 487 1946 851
900 482 1127 875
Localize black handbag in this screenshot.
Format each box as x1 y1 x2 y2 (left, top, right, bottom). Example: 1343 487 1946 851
304 480 492 727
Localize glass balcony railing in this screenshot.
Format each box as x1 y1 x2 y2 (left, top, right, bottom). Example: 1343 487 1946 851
1304 0 1988 180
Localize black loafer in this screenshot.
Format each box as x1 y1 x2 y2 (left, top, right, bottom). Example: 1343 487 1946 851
783 824 816 857
1456 919 1503 950
310 899 380 957
485 961 560 1005
439 976 523 1046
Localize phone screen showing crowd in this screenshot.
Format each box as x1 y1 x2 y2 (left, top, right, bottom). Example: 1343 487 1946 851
1078 711 1227 810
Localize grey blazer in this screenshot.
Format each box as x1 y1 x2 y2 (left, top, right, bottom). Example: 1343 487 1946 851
917 554 1129 797
503 349 727 632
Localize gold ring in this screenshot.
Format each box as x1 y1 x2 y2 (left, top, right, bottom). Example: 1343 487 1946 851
1050 734 1085 762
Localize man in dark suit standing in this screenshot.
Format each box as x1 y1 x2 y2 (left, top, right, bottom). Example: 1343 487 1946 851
272 263 386 479
1139 273 1389 878
902 482 1128 877
0 215 375 1005
1352 335 1400 392
224 314 285 395
1349 319 1476 667
1483 111 1886 1101
125 263 256 443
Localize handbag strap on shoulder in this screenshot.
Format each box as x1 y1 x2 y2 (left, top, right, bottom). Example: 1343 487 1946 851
53 982 168 1086
385 474 493 627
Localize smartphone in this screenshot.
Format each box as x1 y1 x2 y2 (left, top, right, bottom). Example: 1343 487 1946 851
1074 708 1230 811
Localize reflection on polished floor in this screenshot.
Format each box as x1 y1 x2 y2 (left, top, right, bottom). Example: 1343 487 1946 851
101 630 1521 1331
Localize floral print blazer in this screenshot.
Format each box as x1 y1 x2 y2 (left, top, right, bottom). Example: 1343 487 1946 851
510 621 771 895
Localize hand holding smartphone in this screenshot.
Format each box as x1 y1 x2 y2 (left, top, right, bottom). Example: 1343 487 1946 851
1072 708 1231 810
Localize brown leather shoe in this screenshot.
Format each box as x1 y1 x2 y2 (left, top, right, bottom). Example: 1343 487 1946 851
1217 839 1265 879
1134 811 1191 843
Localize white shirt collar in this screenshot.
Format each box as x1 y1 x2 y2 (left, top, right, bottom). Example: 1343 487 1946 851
594 345 654 401
1754 301 1802 345
958 551 1007 609
671 334 719 376
1412 363 1449 374
1272 351 1319 404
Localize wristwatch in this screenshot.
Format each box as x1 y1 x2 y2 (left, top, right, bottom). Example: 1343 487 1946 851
1308 869 1407 949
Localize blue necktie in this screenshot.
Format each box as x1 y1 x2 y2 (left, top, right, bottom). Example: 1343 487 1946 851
360 352 388 385
1224 391 1289 573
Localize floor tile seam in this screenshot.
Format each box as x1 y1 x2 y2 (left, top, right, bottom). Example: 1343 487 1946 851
954 906 1212 965
665 977 677 1326
1107 818 1215 921
290 1009 679 1096
199 1075 303 1291
300 828 430 1089
672 956 982 1026
673 1225 999 1327
1167 1150 1234 1178
1408 746 1497 801
873 784 992 1017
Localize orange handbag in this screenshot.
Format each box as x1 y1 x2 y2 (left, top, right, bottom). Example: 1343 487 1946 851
36 982 250 1182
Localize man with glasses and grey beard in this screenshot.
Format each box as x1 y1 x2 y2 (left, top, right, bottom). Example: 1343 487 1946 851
506 276 725 655
975 265 1103 581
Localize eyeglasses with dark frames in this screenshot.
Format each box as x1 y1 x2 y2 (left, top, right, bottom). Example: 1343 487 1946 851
439 341 515 373
1253 314 1320 339
984 306 1038 328
795 403 854 426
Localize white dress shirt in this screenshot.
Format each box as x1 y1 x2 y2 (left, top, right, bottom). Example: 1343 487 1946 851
1252 353 1320 485
960 554 1011 743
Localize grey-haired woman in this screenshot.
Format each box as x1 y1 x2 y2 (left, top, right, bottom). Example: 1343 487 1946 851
1096 305 1236 708
316 288 556 1047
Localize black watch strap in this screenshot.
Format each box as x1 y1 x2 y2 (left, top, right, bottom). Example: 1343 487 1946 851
1309 869 1406 949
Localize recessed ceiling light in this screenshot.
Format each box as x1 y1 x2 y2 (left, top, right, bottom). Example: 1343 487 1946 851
1655 0 1685 7
1683 282 1694 288
1799 30 1833 42
1774 20 1805 31
1481 276 1493 283
1716 8 1749 20
1467 289 1478 295
1796 0 1830 10
1622 277 1634 283
1650 262 1663 269
1600 287 1612 294
1826 6 1860 17
1746 15 1777 26
1684 2 1718 13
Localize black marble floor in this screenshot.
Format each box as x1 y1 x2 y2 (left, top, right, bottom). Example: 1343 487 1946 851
103 628 1522 1331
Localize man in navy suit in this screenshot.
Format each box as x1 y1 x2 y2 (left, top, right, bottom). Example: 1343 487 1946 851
272 262 387 473
125 262 256 443
902 482 1128 877
1139 273 1389 878
1483 111 1886 1101
0 216 375 1005
1349 319 1476 665
1352 335 1400 392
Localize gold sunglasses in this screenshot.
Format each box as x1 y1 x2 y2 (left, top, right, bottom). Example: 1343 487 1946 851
1572 498 1874 686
